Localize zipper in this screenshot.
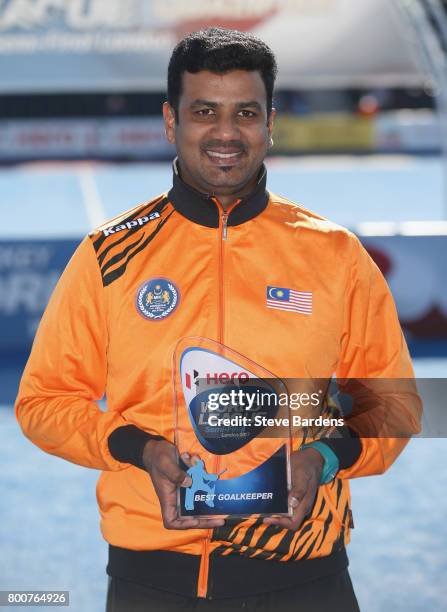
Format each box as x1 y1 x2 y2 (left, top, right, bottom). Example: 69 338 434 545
221 212 229 241
196 198 240 599
216 198 239 344
218 210 228 344
197 537 210 598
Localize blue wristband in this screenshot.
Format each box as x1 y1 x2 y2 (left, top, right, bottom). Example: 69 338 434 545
300 441 340 484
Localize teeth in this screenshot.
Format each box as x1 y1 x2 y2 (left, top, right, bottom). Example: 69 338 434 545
206 151 241 159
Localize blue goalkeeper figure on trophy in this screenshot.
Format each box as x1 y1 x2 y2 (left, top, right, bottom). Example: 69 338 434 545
185 460 227 511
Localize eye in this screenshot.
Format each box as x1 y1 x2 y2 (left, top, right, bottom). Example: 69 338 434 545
195 108 215 116
238 110 257 118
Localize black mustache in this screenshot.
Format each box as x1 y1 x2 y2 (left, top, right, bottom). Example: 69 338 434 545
202 141 245 152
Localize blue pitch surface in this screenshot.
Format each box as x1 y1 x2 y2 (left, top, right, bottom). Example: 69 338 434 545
2 155 446 238
1 157 447 611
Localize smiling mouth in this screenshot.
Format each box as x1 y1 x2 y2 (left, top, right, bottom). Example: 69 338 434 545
204 149 244 165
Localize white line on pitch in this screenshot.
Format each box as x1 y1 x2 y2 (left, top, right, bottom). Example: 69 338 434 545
78 168 107 229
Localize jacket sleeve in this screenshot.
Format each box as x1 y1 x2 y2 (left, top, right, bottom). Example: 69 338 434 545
334 234 422 479
15 236 132 471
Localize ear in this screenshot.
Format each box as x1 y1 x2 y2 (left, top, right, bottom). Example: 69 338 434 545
163 101 176 144
267 107 276 140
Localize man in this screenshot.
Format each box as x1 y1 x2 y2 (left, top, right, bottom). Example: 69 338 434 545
15 28 420 611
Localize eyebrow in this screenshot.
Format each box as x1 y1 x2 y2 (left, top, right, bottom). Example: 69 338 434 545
190 99 262 110
236 101 262 111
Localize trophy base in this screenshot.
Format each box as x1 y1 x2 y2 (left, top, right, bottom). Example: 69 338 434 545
178 445 290 518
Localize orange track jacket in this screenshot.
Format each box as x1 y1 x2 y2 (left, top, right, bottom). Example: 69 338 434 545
15 162 421 598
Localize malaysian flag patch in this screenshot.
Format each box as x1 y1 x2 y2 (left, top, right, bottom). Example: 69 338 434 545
266 286 313 315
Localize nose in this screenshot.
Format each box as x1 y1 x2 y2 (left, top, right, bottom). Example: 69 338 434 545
210 113 240 142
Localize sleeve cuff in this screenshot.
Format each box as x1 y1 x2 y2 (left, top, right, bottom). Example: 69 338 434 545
107 425 165 470
317 427 362 470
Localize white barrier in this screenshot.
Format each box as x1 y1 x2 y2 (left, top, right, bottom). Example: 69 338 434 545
0 118 174 159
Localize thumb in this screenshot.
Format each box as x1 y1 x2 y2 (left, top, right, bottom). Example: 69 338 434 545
289 495 300 509
289 485 306 509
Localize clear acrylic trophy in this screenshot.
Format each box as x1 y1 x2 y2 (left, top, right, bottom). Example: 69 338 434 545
173 337 292 518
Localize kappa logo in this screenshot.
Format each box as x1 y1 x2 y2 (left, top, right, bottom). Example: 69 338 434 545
102 212 160 237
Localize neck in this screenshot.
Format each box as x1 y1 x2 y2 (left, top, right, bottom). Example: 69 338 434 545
214 194 239 211
174 159 261 210
169 161 268 228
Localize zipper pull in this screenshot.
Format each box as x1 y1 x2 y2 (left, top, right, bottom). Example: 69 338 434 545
222 213 228 241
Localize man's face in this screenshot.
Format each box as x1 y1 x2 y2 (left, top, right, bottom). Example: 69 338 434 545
163 69 275 197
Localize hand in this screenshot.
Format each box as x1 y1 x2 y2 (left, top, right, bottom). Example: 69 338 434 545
142 439 225 530
263 447 324 531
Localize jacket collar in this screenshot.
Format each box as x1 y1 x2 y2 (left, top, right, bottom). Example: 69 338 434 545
167 158 268 228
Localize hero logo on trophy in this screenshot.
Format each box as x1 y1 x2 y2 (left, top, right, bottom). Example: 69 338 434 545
173 337 292 518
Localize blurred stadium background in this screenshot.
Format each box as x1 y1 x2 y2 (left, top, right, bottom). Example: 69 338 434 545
1 1 446 610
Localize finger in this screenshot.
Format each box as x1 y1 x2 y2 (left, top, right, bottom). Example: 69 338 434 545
285 467 313 510
195 517 225 528
167 517 226 530
263 493 312 530
263 508 307 530
159 488 224 530
263 516 296 529
289 489 306 507
179 453 200 469
158 489 184 528
181 475 193 487
158 454 192 487
156 477 225 530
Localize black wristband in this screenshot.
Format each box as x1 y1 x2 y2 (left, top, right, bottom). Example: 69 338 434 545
316 427 362 470
108 425 165 470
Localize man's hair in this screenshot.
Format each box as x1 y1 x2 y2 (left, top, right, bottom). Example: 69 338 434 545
167 27 278 119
